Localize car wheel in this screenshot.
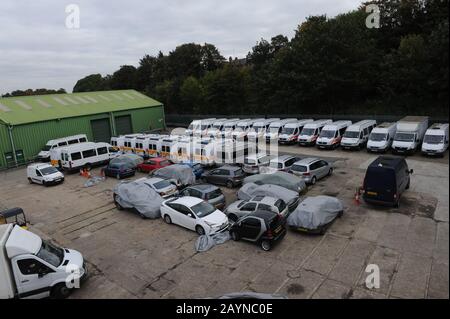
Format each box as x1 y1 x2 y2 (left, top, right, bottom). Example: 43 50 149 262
28 177 33 184
51 283 72 299
226 180 234 188
311 176 317 185
114 196 124 210
116 174 121 180
228 214 238 222
196 226 206 236
319 226 327 236
164 215 172 224
261 240 272 251
406 178 410 190
328 168 333 176
230 230 240 241
338 210 344 218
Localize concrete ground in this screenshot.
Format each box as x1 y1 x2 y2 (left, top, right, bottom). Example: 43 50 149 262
0 146 447 299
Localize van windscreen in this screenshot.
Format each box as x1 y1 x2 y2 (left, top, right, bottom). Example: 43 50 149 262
365 167 395 190
370 133 387 141
344 131 359 138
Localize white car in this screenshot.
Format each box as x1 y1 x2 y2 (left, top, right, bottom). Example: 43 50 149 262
161 196 229 235
27 163 64 186
137 177 179 198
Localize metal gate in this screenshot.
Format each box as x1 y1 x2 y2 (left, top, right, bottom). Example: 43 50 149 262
115 115 132 135
91 118 111 142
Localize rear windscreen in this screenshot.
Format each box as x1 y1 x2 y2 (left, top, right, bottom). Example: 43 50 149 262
365 167 396 190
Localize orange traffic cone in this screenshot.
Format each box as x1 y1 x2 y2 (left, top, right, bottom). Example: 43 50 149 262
354 188 361 205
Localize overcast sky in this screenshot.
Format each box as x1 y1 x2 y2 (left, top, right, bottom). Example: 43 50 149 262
0 0 361 94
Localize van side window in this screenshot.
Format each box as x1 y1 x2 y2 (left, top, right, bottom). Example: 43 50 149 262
82 149 96 158
68 139 78 145
58 142 67 147
36 169 42 177
97 147 108 155
17 259 52 275
364 128 369 136
79 138 87 143
71 152 82 160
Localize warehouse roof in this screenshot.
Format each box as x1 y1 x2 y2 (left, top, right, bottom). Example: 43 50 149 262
0 90 162 125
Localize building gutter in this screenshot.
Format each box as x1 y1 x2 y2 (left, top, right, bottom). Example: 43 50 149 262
7 125 17 167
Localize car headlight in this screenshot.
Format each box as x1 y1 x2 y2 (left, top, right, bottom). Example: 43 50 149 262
204 221 215 227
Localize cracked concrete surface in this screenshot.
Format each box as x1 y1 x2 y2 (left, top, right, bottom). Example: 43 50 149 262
0 146 447 299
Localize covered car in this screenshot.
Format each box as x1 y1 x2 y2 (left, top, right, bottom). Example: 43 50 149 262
243 171 307 194
110 154 144 169
113 180 164 219
238 183 300 212
152 164 196 188
287 196 343 235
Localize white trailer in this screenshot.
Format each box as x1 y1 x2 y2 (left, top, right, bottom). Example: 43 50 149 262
392 116 429 154
1 224 86 299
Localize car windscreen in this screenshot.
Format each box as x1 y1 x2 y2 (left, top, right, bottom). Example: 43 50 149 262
320 130 335 138
424 134 444 144
301 128 315 136
191 201 216 218
395 133 415 142
233 169 244 176
206 188 223 200
344 131 359 138
42 145 52 151
36 240 64 267
281 127 295 135
365 167 396 191
370 133 387 141
154 180 172 190
291 164 307 172
269 127 280 133
40 166 59 175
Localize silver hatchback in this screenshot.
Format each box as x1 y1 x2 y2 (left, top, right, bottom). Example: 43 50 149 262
289 158 333 185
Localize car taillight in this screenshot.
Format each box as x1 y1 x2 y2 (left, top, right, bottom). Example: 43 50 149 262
394 193 398 199
266 229 273 238
303 172 311 176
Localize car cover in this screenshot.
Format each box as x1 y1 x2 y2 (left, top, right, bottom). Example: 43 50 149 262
195 231 230 252
243 172 307 193
287 196 343 229
110 154 144 168
238 183 299 203
114 181 163 219
153 164 196 186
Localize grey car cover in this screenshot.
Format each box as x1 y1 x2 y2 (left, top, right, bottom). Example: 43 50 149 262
110 154 144 168
114 180 163 218
243 171 307 193
238 183 299 204
195 231 230 252
153 164 196 186
287 196 343 229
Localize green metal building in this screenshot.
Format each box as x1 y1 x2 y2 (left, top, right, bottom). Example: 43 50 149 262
0 90 165 169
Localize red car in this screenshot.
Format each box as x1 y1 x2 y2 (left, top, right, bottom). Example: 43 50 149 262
137 157 173 173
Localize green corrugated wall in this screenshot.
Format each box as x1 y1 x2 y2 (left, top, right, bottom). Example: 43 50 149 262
0 105 165 169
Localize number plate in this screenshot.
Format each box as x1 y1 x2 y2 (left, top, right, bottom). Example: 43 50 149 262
367 191 378 196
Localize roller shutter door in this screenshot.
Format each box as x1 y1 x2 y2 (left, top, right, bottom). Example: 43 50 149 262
91 118 111 142
115 115 133 135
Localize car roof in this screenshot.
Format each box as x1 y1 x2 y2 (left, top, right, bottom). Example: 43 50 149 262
369 156 405 169
220 165 241 171
145 177 165 184
28 163 52 169
250 196 277 205
188 184 219 192
271 155 294 162
248 210 277 221
172 196 203 207
294 157 320 165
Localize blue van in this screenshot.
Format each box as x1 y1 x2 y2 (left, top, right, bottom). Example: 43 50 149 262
362 156 413 208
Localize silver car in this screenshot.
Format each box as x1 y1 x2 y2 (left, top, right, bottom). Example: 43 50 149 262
140 177 179 198
243 154 273 174
289 158 333 185
179 184 226 210
225 195 289 222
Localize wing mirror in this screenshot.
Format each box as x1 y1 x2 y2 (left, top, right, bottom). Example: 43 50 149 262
409 169 414 175
38 270 48 278
187 213 193 218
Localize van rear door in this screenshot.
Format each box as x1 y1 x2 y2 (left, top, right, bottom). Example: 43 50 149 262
364 167 396 203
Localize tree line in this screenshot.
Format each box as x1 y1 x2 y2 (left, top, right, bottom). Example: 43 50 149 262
73 0 448 117
2 88 66 98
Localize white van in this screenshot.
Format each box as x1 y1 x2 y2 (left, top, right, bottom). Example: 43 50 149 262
298 119 332 146
192 138 217 166
232 119 263 140
316 121 352 149
193 118 217 137
206 119 230 137
27 163 64 186
215 139 248 165
422 123 449 157
160 136 181 158
367 122 397 153
59 142 114 171
264 119 298 143
110 136 126 152
134 134 160 158
278 119 314 145
170 136 194 163
247 118 280 141
186 120 202 137
37 134 88 162
392 116 429 154
122 134 145 154
341 120 377 150
219 119 242 139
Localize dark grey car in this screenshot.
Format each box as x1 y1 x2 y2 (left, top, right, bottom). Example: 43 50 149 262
202 165 246 188
179 184 226 210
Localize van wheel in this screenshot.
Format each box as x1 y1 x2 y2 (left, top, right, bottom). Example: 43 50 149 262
114 197 123 210
196 226 206 236
51 283 72 299
261 240 272 251
164 215 172 224
28 177 33 184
